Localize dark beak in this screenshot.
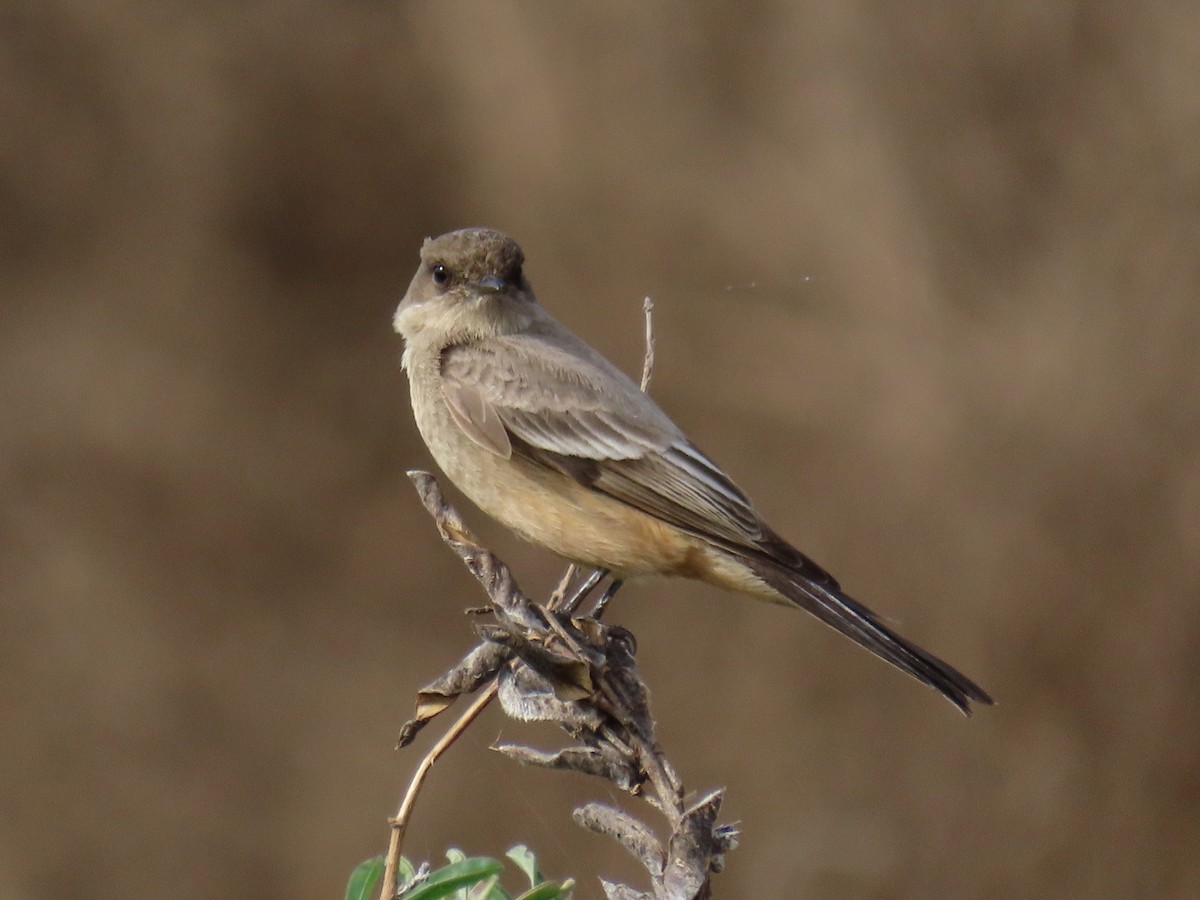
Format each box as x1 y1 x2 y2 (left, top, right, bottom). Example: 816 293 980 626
476 274 506 294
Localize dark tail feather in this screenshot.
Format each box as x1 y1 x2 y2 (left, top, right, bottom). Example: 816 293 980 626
741 554 994 715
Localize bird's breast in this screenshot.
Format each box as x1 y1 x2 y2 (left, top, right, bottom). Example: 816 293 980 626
406 363 695 576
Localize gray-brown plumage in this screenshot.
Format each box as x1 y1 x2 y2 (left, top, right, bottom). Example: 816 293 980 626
394 227 993 715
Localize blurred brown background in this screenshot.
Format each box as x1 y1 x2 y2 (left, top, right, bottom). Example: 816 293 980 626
3 1 1198 898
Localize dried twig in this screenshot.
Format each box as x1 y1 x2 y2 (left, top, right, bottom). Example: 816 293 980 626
379 680 498 900
386 474 736 898
548 563 582 608
640 296 656 392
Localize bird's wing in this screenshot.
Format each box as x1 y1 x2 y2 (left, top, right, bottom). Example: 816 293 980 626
440 337 765 547
441 340 993 716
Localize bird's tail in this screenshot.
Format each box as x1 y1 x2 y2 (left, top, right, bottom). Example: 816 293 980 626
737 541 993 715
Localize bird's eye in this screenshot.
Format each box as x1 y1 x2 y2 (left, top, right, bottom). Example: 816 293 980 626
431 264 450 287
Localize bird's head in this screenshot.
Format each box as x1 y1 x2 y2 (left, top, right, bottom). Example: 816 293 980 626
394 228 537 345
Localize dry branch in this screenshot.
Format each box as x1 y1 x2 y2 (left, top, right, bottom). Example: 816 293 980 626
385 473 737 899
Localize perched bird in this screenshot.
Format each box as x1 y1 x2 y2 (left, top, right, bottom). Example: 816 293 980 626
394 227 992 714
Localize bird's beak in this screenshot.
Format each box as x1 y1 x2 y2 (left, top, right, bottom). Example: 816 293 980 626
476 274 506 294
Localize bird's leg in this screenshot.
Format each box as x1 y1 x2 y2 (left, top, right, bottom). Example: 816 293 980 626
558 567 607 615
589 579 625 620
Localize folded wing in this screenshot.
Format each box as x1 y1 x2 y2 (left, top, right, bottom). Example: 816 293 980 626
440 336 765 548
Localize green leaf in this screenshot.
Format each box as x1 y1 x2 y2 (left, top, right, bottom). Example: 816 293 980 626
400 858 504 900
441 849 469 900
505 845 543 887
471 873 511 900
398 856 417 890
345 857 385 900
513 882 573 900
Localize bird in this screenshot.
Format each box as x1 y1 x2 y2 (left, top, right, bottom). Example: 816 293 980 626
393 227 992 715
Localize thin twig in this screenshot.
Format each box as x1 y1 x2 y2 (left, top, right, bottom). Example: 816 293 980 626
640 296 656 392
548 563 582 608
380 679 500 900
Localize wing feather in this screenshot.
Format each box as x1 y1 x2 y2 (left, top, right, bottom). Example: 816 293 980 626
444 379 512 458
440 337 765 548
